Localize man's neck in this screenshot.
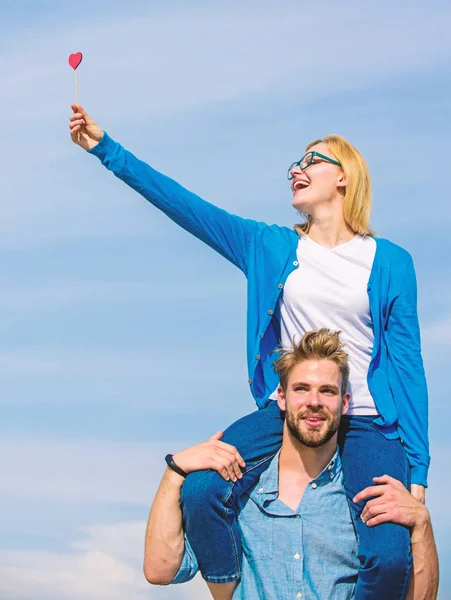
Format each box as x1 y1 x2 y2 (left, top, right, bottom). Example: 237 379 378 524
277 430 337 511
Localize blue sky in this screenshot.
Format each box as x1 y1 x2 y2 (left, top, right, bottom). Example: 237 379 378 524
1 1 450 598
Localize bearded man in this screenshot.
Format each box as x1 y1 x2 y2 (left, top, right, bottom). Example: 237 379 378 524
143 329 438 600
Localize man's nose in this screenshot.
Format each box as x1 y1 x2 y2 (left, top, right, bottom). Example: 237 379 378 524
306 391 322 407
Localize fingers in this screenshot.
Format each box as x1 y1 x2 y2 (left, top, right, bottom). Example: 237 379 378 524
353 474 403 503
365 513 391 527
213 447 243 481
372 474 401 487
70 119 85 131
360 496 386 523
208 432 246 469
209 456 238 482
215 440 246 469
353 484 387 504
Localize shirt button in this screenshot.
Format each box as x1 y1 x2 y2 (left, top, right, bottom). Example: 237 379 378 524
328 464 333 470
311 482 318 489
248 379 252 385
294 553 300 560
295 514 300 519
258 487 264 493
256 355 260 361
268 309 273 315
278 283 283 289
297 594 303 599
293 260 299 266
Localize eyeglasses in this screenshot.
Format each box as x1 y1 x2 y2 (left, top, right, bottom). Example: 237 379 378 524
287 151 342 180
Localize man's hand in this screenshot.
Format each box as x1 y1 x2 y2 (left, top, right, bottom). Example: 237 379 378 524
353 475 429 528
69 105 104 151
173 431 246 483
410 483 426 504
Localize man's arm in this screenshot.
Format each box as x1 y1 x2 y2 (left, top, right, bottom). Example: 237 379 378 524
354 475 439 600
406 510 438 600
143 431 245 585
144 467 186 585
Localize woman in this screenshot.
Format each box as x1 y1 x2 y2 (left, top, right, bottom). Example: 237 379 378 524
69 105 429 600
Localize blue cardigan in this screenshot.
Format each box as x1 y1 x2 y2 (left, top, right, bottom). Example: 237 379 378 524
90 133 430 487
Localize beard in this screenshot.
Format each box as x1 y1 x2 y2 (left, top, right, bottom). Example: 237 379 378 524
285 404 342 448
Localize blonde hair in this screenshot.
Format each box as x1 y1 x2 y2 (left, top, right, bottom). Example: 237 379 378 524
294 134 374 237
273 329 349 397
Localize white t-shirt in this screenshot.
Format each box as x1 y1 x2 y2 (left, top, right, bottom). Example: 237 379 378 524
269 235 378 416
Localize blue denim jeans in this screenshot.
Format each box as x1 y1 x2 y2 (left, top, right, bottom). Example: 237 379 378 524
180 402 412 598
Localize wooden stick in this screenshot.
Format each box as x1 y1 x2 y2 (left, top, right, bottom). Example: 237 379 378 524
75 69 79 107
75 70 80 141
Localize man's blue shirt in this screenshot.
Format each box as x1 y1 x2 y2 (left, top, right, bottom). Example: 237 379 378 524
173 450 359 599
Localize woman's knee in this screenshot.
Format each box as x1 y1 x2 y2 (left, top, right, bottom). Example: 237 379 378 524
181 469 229 511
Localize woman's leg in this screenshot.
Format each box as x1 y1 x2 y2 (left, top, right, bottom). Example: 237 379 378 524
338 416 413 600
180 400 284 584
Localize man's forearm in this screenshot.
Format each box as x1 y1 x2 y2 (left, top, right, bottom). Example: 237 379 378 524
143 467 186 585
407 509 439 600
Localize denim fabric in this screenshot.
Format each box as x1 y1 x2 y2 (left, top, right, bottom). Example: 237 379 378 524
180 406 412 598
90 133 429 486
180 401 284 582
176 450 359 600
338 416 413 599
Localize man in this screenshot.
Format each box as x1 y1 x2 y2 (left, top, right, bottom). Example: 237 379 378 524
143 330 438 599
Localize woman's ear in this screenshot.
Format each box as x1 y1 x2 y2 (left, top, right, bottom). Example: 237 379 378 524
337 172 347 189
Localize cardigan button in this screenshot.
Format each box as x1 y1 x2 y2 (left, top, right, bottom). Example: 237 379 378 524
268 309 273 315
248 379 252 385
256 355 260 361
293 260 299 266
278 283 283 289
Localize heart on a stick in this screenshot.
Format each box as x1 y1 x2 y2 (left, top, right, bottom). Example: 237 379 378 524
68 52 83 70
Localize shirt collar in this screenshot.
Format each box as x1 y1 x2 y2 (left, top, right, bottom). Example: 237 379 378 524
250 447 342 500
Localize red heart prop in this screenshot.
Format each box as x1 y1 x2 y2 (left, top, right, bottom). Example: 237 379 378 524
68 52 83 70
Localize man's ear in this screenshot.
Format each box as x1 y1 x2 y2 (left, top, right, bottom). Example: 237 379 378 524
341 392 351 415
277 385 287 411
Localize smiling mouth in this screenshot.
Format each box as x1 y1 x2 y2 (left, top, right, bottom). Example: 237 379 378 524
292 180 310 193
302 416 326 427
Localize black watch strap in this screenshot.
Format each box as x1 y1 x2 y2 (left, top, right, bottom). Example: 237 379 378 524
165 454 188 478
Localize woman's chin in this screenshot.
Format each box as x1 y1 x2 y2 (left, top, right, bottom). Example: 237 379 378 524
292 199 309 213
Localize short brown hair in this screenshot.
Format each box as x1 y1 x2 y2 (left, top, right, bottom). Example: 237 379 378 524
274 329 349 397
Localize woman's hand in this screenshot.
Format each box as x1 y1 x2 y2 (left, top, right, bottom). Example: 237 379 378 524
173 431 246 483
410 483 426 504
69 105 104 151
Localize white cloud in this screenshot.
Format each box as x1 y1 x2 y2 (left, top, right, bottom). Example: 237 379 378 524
0 522 210 600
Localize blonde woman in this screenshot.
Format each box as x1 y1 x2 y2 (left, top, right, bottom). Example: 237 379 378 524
69 105 429 600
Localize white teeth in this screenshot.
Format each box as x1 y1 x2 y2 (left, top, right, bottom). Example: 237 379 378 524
294 180 309 190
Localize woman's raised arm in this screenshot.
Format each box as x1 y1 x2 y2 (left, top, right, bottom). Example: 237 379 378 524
69 105 263 274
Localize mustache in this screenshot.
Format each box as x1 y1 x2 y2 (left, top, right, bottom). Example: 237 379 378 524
297 408 330 420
